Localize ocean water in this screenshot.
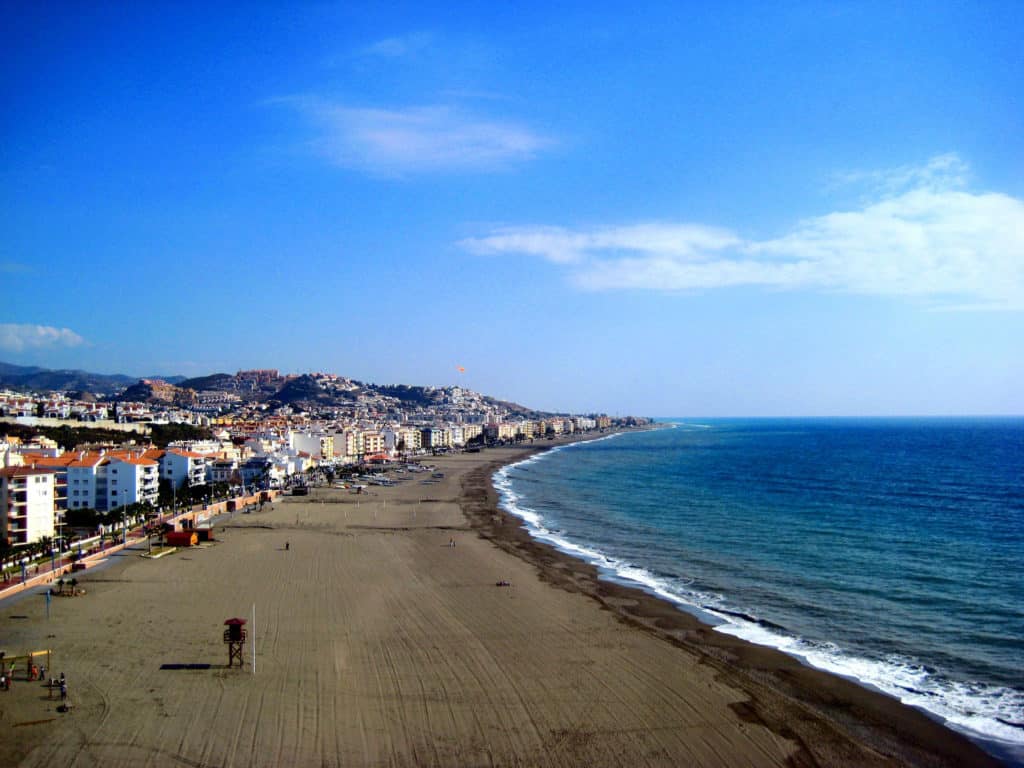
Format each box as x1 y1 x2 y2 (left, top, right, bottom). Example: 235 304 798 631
494 419 1024 765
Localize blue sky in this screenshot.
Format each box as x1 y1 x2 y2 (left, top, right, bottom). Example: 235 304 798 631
3 2 1022 415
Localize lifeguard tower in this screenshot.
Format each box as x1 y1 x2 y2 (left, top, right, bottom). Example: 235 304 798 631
223 618 247 668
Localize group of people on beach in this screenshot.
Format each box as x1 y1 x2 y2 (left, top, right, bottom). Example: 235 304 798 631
0 667 65 703
0 662 46 690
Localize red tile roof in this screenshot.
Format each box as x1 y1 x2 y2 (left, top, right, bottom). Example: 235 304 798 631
0 466 56 479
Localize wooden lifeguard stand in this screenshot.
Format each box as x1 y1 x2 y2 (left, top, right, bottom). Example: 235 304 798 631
223 618 247 668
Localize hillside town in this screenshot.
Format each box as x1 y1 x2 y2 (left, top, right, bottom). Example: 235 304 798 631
0 368 648 565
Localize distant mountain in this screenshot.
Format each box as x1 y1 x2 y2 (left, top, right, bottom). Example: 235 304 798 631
0 361 559 418
0 362 47 377
0 361 186 397
0 361 137 395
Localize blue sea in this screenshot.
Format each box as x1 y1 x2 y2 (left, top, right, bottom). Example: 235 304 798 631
494 418 1024 765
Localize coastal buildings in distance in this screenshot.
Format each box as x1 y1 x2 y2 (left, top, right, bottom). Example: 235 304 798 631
0 365 648 554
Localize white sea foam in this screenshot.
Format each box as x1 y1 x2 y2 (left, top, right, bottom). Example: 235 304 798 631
714 620 1024 748
493 452 1024 757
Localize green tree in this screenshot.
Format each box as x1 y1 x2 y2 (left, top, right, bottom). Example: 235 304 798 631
65 506 102 530
157 477 175 507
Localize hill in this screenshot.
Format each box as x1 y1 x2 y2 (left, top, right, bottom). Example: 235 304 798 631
178 373 236 390
0 361 136 395
0 362 560 418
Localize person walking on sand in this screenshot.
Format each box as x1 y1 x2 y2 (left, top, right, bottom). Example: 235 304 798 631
285 541 289 551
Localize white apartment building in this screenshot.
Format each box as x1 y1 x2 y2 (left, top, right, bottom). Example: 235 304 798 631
208 459 240 485
67 453 107 510
420 427 453 449
449 425 467 446
333 430 358 462
289 431 335 461
361 430 386 457
106 455 159 509
382 426 424 454
167 439 228 457
160 449 209 490
1 467 56 547
461 424 484 443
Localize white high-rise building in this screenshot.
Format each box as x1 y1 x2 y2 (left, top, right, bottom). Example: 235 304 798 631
1 466 57 547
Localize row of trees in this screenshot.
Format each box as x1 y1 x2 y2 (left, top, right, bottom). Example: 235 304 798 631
0 534 56 569
60 479 236 531
156 478 231 508
63 502 150 530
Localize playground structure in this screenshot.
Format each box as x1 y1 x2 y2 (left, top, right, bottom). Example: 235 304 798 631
223 618 247 668
0 649 52 684
51 577 85 597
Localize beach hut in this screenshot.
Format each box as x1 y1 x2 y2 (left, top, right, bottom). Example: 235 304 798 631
165 531 198 547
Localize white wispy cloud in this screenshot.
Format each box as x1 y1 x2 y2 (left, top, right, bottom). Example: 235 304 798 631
360 32 432 59
830 152 970 197
459 155 1024 309
295 100 553 176
463 224 741 265
0 324 87 352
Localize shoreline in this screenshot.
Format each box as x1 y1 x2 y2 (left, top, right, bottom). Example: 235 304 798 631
465 431 1002 767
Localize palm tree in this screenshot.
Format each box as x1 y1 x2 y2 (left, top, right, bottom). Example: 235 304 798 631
32 535 52 562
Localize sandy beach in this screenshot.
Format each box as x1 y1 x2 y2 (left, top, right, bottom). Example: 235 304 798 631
0 439 999 767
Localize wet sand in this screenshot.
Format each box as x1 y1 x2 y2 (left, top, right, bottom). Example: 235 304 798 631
0 440 998 766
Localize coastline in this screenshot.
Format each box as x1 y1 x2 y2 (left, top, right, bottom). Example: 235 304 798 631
464 431 1002 767
0 431 1001 767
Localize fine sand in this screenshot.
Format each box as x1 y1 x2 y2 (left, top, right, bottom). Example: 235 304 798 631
0 441 999 767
